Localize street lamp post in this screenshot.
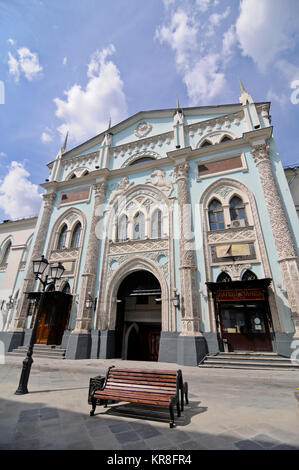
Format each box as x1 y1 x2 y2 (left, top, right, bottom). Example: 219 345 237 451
15 256 65 395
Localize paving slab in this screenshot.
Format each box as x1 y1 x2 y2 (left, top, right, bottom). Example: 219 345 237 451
0 355 299 450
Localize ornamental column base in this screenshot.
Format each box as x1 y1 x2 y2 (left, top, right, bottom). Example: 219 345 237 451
180 318 203 336
65 331 91 359
177 334 208 366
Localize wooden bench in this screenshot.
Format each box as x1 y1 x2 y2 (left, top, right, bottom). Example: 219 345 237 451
89 366 189 428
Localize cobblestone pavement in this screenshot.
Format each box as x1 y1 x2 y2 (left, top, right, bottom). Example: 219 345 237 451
0 356 299 450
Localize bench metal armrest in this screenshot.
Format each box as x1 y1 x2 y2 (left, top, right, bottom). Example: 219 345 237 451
88 375 105 404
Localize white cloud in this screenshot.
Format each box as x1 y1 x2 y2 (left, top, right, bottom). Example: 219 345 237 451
53 44 128 144
7 38 15 46
266 89 288 107
0 162 41 219
236 0 299 72
63 56 67 65
184 53 226 104
156 7 226 104
0 152 7 158
8 52 20 82
222 24 236 59
206 6 230 36
8 47 43 82
41 131 53 143
195 0 211 12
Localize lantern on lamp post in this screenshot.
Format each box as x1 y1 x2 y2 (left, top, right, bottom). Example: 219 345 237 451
15 256 65 395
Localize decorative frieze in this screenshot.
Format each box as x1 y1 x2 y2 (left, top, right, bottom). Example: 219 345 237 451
109 238 168 255
208 226 255 244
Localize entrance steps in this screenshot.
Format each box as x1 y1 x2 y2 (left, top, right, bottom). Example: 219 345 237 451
199 352 299 370
7 344 66 359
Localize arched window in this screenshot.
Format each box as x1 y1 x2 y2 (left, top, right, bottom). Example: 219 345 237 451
242 270 258 281
220 135 232 143
82 170 89 176
151 209 162 238
1 241 11 266
129 157 155 166
200 139 212 148
71 222 81 248
57 224 67 250
217 272 232 282
208 199 224 230
118 215 128 242
62 282 71 294
133 212 145 240
229 196 247 225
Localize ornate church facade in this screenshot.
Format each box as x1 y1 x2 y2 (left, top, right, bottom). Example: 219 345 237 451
1 83 299 365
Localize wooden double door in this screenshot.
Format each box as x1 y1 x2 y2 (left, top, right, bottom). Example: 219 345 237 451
219 302 273 352
127 323 161 362
35 292 72 345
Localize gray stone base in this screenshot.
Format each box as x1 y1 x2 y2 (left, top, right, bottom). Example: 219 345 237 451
203 332 220 356
177 335 208 366
90 330 101 359
65 332 91 359
158 332 180 363
273 332 296 357
61 330 71 350
23 329 33 347
99 330 115 359
0 331 24 352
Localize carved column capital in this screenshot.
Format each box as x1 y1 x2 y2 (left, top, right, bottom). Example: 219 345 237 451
251 143 270 165
93 181 107 199
174 162 189 180
42 191 56 208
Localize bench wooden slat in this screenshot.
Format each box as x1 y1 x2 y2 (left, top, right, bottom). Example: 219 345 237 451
90 366 188 428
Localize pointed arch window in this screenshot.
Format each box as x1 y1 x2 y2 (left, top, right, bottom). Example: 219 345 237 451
229 196 247 225
1 241 11 266
133 212 145 240
208 199 224 230
200 139 212 148
118 215 128 242
151 209 162 239
217 272 232 283
57 224 68 250
242 270 257 281
62 282 71 294
220 135 232 143
71 222 82 248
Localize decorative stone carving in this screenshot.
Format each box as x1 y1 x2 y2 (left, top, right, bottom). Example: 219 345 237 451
251 142 299 332
109 238 168 255
146 169 174 196
214 185 234 199
220 263 252 281
208 226 255 244
108 177 134 205
174 162 189 180
134 121 152 138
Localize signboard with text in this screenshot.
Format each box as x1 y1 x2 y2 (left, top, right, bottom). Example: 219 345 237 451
216 288 264 302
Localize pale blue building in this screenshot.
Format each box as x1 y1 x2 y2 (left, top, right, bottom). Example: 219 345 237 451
3 82 299 366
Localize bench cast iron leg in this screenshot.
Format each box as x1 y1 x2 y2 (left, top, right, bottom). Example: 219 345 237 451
184 382 189 405
90 397 97 416
104 400 108 408
176 400 181 418
169 398 175 428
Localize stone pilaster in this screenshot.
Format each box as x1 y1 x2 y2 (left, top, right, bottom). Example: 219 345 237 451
251 143 299 335
174 162 200 335
12 192 56 331
73 181 107 333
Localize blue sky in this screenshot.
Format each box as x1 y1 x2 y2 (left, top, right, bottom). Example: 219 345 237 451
0 0 299 222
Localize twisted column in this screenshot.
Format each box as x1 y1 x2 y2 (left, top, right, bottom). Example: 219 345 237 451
251 143 299 335
174 162 200 335
13 192 56 331
74 181 107 332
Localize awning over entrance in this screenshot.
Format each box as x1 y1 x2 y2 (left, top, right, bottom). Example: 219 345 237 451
206 278 272 299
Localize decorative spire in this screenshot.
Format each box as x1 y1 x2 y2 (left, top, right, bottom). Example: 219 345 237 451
238 77 246 94
61 131 68 154
176 96 180 110
108 116 111 130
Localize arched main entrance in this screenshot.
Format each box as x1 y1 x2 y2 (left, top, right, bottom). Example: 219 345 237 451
115 270 162 361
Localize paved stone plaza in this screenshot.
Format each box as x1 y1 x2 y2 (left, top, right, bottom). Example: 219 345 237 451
0 355 299 450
